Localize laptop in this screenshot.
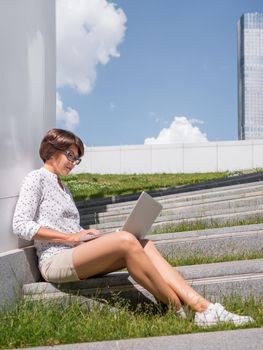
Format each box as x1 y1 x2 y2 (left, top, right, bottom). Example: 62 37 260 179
79 191 163 241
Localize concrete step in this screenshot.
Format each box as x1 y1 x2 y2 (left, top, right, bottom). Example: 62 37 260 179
77 182 263 216
80 198 263 226
23 259 263 305
82 207 263 232
79 190 263 222
78 182 263 228
151 224 263 259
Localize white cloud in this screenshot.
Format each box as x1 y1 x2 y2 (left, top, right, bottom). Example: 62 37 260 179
56 93 80 131
144 116 208 145
56 0 127 94
189 118 204 125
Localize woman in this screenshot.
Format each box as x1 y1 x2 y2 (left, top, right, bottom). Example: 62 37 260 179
13 128 254 327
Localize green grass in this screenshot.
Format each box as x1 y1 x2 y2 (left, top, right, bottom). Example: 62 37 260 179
118 253 263 273
62 169 263 201
167 252 263 267
151 217 263 235
0 296 262 349
62 171 231 200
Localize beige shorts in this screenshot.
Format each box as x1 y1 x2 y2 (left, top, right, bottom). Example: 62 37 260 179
40 249 80 283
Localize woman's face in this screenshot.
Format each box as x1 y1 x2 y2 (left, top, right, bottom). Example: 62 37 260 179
47 144 80 176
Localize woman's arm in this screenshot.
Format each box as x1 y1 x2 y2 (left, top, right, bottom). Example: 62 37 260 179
34 227 99 246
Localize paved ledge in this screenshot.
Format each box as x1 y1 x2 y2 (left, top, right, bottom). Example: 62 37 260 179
23 259 263 305
8 328 263 350
0 246 41 311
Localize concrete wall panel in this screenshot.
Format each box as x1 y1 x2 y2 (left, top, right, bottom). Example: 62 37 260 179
0 0 55 252
183 143 218 173
74 140 263 175
217 141 253 171
152 144 184 173
120 146 152 174
252 141 263 169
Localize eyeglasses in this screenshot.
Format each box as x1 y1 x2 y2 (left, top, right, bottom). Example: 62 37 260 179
63 150 82 165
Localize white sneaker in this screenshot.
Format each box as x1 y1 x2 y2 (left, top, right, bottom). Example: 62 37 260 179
194 303 254 327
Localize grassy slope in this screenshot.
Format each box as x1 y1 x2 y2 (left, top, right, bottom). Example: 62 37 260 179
62 172 230 200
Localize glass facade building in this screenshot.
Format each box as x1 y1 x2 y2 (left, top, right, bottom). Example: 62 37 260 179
238 13 263 140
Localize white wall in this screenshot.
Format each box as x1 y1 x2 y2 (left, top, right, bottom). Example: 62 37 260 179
0 0 55 253
74 140 263 174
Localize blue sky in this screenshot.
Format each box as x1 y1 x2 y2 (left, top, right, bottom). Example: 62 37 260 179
56 0 263 147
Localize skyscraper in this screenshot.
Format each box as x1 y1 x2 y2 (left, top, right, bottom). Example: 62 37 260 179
237 13 263 140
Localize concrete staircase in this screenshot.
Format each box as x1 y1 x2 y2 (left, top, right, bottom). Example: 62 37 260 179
78 181 263 233
22 180 263 306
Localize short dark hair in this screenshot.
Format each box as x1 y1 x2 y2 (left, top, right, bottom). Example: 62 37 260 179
39 128 84 163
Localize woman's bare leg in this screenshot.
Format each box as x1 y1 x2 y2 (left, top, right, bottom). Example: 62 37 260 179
140 239 209 312
72 231 182 309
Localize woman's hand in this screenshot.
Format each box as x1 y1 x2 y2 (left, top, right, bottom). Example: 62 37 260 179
34 227 103 246
65 229 101 246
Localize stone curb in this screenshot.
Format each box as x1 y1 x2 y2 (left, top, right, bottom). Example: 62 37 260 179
8 328 263 350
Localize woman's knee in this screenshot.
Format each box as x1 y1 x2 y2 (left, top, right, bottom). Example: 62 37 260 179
116 231 142 253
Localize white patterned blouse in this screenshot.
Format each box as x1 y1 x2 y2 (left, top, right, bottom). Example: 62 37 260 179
13 167 83 268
